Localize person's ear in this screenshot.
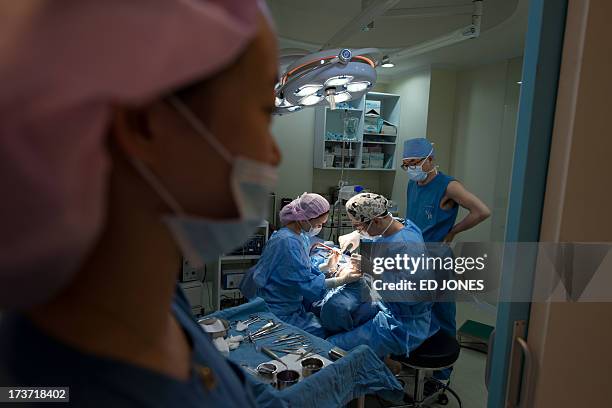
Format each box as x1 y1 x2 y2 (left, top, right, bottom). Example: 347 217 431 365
110 105 157 165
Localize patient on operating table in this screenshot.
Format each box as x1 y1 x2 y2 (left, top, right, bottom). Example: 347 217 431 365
308 245 380 334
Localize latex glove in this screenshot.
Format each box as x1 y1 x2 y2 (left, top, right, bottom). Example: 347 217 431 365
339 230 361 253
328 251 341 269
338 265 362 284
318 249 341 272
325 265 362 288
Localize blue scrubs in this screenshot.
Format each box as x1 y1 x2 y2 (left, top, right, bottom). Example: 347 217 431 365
407 171 459 380
406 171 458 243
0 286 258 407
327 223 439 358
241 227 327 337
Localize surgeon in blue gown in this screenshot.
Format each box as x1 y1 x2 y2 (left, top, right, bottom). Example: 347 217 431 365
241 193 361 337
326 193 439 358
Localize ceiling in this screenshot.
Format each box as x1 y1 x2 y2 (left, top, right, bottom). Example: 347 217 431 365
267 0 528 79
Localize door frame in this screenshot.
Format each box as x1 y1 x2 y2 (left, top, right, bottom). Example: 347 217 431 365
487 0 568 406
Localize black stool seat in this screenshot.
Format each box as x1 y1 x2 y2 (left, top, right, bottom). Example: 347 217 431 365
392 331 460 369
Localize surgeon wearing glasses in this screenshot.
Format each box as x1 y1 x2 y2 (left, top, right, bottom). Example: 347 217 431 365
401 137 490 384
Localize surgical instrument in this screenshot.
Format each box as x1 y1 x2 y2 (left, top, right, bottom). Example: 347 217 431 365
297 347 323 361
273 335 305 344
258 346 288 369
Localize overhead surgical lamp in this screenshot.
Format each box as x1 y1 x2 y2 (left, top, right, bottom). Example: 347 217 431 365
274 48 381 115
381 56 395 68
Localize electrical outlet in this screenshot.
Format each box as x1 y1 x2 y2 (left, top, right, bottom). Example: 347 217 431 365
224 273 244 289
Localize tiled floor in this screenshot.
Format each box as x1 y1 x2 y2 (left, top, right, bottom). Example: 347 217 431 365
445 348 488 408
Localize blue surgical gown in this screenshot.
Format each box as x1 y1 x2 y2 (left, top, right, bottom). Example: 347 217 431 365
0 285 258 407
327 222 439 358
241 227 327 337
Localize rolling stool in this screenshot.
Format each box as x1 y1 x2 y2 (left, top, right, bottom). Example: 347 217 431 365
389 331 461 407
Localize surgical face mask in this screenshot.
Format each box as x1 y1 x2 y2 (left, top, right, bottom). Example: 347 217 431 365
358 216 393 240
131 96 278 268
358 220 375 239
303 220 322 237
404 149 434 182
406 166 428 182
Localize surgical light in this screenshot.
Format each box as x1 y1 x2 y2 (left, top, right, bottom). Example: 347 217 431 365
325 75 354 87
274 104 303 115
332 91 352 103
300 94 324 106
274 48 381 114
275 97 294 108
294 84 323 97
345 81 371 93
381 56 394 68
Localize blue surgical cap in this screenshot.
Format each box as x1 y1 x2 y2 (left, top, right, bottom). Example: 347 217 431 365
403 138 434 159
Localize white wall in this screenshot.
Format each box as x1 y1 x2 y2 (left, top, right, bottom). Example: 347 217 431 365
388 69 432 216
491 57 523 241
423 59 522 327
427 68 457 173
450 57 522 242
271 109 315 210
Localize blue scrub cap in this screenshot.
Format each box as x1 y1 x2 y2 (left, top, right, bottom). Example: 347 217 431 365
403 138 435 159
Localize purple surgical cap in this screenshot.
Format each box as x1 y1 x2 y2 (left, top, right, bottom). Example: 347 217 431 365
403 138 435 159
0 0 264 308
279 193 330 225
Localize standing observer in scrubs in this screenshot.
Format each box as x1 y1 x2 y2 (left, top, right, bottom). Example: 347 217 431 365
241 193 361 337
328 193 439 358
402 137 490 381
0 1 280 407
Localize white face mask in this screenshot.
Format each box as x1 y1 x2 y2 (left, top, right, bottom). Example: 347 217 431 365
358 216 393 240
405 149 435 182
303 220 322 237
131 96 278 268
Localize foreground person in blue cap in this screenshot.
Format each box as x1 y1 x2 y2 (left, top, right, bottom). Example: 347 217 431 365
402 137 490 382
